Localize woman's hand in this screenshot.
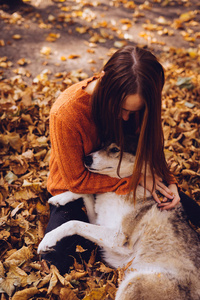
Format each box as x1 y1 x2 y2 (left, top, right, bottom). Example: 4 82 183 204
157 184 180 210
140 175 180 209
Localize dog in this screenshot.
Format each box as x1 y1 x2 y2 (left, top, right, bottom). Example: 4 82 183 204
38 143 200 300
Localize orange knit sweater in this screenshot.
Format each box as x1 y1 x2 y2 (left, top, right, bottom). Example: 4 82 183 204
47 77 133 196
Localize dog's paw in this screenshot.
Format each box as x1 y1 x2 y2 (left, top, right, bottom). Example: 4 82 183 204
48 194 62 206
48 191 80 207
37 232 57 254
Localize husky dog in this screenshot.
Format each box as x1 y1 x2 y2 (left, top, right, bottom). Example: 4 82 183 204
38 144 200 300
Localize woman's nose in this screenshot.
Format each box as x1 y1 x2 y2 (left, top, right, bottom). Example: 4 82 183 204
122 110 130 121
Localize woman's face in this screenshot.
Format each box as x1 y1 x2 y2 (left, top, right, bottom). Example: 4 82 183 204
121 94 145 121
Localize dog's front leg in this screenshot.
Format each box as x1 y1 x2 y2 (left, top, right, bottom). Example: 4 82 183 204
48 191 87 206
48 192 96 224
37 220 125 254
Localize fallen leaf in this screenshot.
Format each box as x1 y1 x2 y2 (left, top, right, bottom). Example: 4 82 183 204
68 54 80 59
60 287 79 300
12 287 38 300
12 35 22 40
5 246 33 267
40 47 51 56
83 287 106 300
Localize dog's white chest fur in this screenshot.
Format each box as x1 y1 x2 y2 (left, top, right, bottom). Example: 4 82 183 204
95 193 131 228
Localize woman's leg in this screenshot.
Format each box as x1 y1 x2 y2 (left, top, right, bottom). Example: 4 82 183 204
41 197 99 275
180 191 200 227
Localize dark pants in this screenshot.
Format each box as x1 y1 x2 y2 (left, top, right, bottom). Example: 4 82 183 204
41 198 100 274
41 192 200 274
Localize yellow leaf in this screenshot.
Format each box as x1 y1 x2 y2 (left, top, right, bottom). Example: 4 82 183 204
76 27 88 34
12 34 21 40
120 19 132 25
68 54 80 59
143 23 163 31
60 56 67 61
180 11 196 22
114 41 127 48
87 48 95 54
0 39 5 46
76 245 87 253
139 1 152 10
14 188 37 201
40 46 51 55
88 59 96 64
83 287 106 300
156 16 170 25
124 1 136 9
46 33 60 42
48 14 56 22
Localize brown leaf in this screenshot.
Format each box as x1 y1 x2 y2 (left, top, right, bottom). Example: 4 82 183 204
98 263 114 274
21 87 32 106
0 276 20 296
68 54 81 59
5 246 33 267
83 287 107 300
14 189 37 201
12 287 38 300
35 273 51 288
60 287 79 300
7 265 28 287
76 245 87 253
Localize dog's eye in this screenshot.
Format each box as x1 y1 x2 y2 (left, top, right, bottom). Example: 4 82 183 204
110 147 120 153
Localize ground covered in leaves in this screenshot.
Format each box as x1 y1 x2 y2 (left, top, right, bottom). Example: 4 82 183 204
0 0 200 299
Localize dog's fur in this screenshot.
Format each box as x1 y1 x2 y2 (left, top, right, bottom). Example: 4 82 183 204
38 144 200 300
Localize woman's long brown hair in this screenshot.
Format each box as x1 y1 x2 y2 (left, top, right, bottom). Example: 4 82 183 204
92 45 174 202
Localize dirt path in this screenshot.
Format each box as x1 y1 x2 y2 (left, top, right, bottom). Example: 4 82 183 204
0 0 200 83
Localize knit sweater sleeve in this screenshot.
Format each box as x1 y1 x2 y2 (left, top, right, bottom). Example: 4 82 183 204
49 112 132 195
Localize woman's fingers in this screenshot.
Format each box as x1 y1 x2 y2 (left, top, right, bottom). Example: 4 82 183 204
158 194 180 210
155 181 174 199
157 184 180 210
140 176 179 209
152 190 162 204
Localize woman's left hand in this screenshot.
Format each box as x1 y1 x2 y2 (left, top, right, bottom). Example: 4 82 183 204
157 184 180 210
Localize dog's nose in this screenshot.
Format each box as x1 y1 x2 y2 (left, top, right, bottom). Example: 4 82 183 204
84 155 93 167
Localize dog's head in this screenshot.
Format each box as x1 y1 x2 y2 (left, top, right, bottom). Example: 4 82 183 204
84 143 135 178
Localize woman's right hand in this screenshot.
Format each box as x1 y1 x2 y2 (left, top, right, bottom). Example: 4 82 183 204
139 174 174 204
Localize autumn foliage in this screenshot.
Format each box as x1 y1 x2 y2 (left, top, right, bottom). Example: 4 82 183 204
0 0 200 299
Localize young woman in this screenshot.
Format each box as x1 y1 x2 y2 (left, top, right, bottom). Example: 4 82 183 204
42 46 200 274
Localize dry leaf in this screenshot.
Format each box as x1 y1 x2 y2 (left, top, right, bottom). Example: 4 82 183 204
5 246 33 267
83 287 107 300
0 2 199 299
60 287 79 300
98 263 114 274
76 245 87 253
12 287 38 300
40 47 51 56
68 54 81 59
12 35 22 40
